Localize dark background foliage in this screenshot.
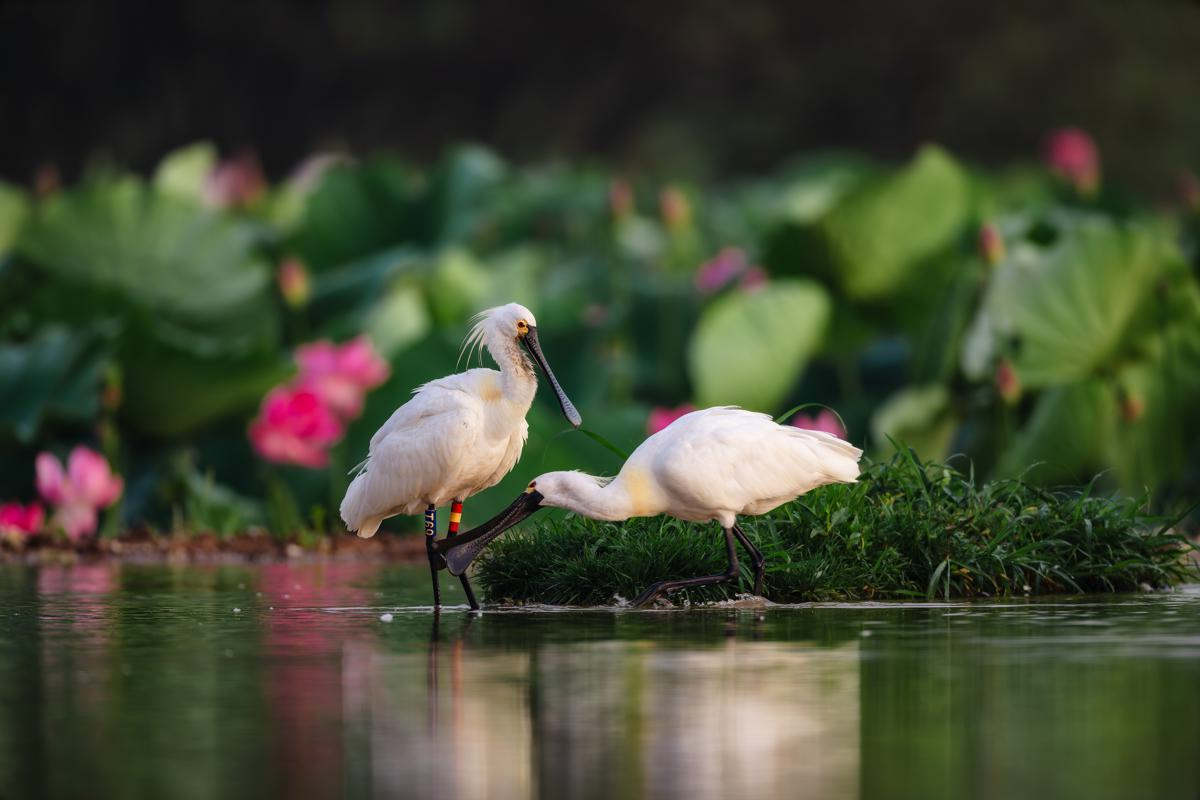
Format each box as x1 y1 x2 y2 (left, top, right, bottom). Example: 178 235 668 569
3 0 1199 190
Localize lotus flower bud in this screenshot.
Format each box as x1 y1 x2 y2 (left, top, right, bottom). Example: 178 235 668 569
694 247 748 294
1119 390 1145 423
609 179 634 220
978 223 1005 265
1043 128 1100 196
738 266 768 293
204 152 266 209
995 359 1022 404
101 365 122 412
277 258 312 308
659 186 691 231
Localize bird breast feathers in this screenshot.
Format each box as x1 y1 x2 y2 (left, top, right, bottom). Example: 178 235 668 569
363 370 531 500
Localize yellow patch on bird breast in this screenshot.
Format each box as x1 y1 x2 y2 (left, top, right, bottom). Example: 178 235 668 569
623 467 657 516
479 374 503 402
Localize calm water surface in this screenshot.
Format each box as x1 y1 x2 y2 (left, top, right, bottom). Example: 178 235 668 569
1 562 1197 800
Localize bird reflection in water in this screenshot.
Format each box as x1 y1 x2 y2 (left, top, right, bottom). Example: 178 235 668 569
342 609 859 800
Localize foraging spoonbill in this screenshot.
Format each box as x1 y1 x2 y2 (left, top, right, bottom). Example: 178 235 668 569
340 302 581 610
437 406 861 606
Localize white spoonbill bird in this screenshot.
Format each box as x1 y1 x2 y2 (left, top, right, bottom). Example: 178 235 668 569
437 406 861 607
340 302 581 610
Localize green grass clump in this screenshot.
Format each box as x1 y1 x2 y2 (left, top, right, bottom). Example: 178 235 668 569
474 452 1197 606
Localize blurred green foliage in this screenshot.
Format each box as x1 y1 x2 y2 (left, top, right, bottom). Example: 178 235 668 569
0 141 1197 536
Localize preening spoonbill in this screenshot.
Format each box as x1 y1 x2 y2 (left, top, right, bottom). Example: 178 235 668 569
340 302 581 610
437 406 861 607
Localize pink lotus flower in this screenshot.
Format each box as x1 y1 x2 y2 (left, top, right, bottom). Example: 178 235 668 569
277 258 312 308
694 247 749 294
35 447 123 540
295 336 390 420
249 387 344 469
790 410 847 439
1043 128 1100 195
647 404 696 435
0 502 44 540
978 223 1005 265
204 152 266 209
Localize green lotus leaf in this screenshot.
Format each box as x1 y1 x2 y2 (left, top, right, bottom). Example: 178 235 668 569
772 152 880 225
870 384 956 461
996 381 1115 484
427 145 509 244
307 245 427 339
759 154 879 279
0 181 29 258
688 279 830 411
18 176 278 359
1107 277 1200 489
820 145 972 300
288 156 427 270
153 142 218 203
972 215 1178 387
119 341 291 438
0 326 106 442
365 283 433 358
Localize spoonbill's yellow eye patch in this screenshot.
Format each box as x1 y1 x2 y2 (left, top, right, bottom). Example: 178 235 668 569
516 320 529 336
525 481 537 493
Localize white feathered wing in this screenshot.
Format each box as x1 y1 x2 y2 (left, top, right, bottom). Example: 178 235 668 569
339 381 483 538
650 407 862 525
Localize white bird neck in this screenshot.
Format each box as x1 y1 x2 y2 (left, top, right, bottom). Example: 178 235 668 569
487 333 537 407
544 474 635 521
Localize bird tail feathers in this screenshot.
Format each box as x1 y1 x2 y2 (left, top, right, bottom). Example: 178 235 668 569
788 427 863 484
340 472 382 538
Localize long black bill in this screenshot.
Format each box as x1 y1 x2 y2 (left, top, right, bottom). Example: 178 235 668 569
521 326 583 428
434 490 544 576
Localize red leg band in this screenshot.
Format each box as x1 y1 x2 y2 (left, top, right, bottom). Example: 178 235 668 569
448 500 463 535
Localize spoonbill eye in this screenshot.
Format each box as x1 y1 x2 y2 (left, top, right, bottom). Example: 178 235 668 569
516 320 529 335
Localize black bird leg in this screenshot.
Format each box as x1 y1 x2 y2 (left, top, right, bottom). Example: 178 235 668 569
425 505 441 610
427 614 440 735
731 522 765 596
633 526 741 607
446 499 480 611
